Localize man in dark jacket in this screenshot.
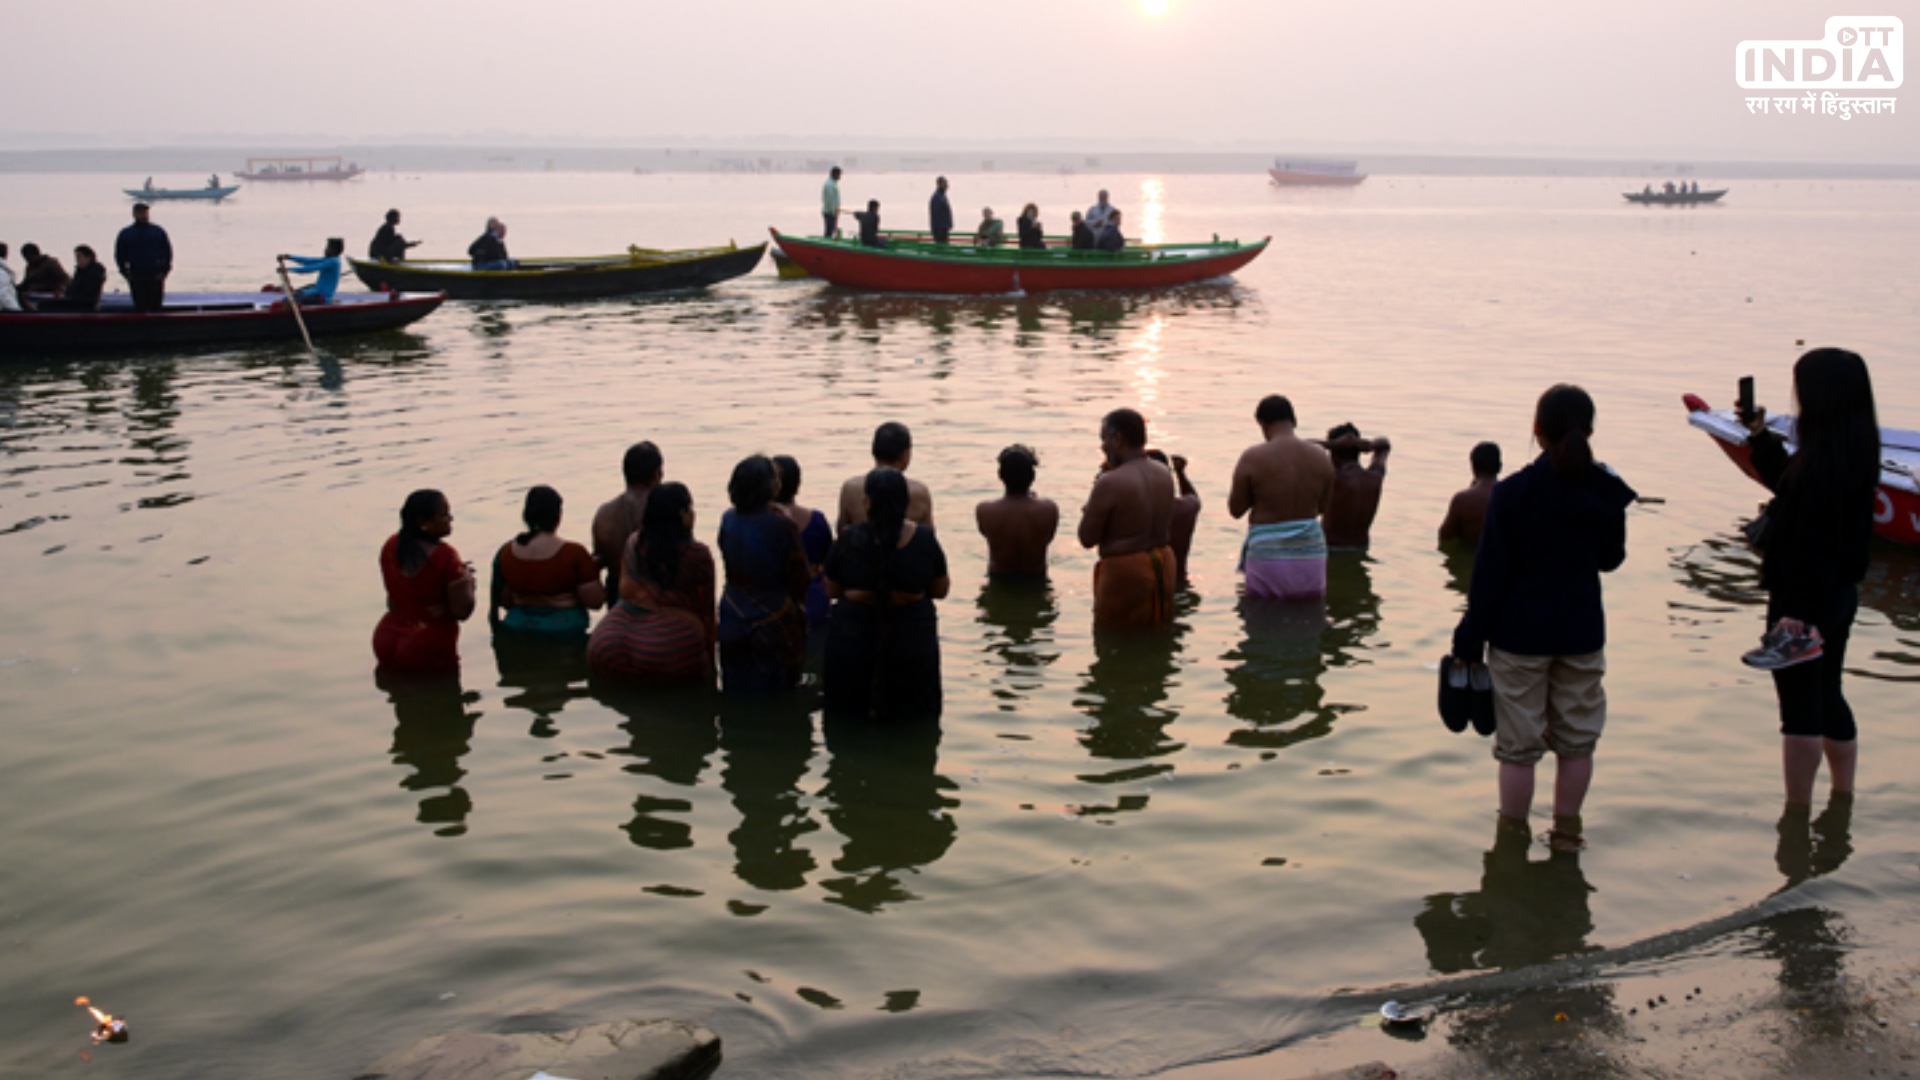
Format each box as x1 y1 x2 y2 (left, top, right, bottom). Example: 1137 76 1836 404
369 209 421 263
468 217 514 270
929 177 953 244
1069 211 1095 250
114 203 173 312
18 243 71 297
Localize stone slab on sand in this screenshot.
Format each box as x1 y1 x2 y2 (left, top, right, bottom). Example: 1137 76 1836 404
357 1019 720 1080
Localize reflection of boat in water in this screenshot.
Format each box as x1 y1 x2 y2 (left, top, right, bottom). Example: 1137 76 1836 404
770 229 1268 295
1625 188 1728 205
0 291 445 356
1683 393 1920 546
123 185 239 202
1268 159 1366 186
349 243 765 301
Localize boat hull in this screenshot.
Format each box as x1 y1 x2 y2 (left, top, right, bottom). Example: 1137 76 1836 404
1625 190 1728 205
1268 168 1366 186
124 186 240 201
769 231 1268 294
0 291 445 357
237 169 365 182
1683 394 1920 547
349 244 766 301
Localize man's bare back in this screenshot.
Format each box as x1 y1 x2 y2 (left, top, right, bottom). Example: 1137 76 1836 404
838 471 933 532
592 486 652 585
1078 456 1174 557
1438 480 1495 549
976 494 1059 575
1322 436 1390 550
1229 427 1334 525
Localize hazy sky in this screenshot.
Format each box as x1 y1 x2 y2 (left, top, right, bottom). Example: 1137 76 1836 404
8 0 1914 160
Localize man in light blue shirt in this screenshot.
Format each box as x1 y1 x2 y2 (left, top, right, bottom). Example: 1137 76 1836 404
281 238 346 303
822 166 842 238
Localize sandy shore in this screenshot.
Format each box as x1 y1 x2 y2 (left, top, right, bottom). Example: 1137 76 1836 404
1170 835 1920 1080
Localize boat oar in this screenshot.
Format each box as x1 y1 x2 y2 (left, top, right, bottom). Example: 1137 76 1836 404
275 256 317 357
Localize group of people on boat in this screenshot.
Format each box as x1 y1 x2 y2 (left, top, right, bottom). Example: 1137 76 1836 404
820 168 1128 252
0 204 154 313
376 346 1878 848
1643 181 1703 196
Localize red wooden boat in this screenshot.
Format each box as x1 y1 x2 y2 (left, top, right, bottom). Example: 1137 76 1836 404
769 229 1268 295
1683 393 1920 546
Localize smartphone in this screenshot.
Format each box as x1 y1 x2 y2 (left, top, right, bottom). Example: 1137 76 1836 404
1737 375 1755 423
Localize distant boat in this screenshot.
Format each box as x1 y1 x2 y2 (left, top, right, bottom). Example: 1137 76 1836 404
1625 188 1728 205
349 243 766 301
1269 159 1366 186
769 229 1268 295
0 291 444 357
124 185 239 202
237 156 365 182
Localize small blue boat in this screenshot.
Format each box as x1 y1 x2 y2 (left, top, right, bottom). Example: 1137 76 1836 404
123 185 240 202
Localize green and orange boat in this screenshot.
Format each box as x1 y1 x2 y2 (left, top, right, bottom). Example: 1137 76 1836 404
770 228 1267 294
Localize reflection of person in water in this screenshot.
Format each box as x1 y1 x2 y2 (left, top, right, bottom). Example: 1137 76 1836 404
974 576 1061 710
1757 794 1858 1045
1076 617 1188 766
1414 815 1599 974
718 695 820 893
381 672 478 837
818 713 958 912
1221 554 1380 748
590 681 720 851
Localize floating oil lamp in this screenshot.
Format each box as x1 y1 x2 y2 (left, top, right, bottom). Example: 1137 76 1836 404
75 996 128 1043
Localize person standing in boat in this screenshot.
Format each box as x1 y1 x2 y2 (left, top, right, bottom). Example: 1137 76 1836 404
468 217 515 271
207 174 220 189
114 203 172 313
822 166 843 239
1016 205 1046 250
369 209 422 263
1086 189 1117 230
280 239 346 304
929 176 953 245
974 207 1005 248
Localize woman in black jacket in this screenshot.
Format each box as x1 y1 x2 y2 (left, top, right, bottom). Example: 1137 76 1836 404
1743 348 1880 806
1453 385 1636 851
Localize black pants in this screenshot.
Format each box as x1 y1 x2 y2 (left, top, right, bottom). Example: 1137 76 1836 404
1768 586 1857 741
932 229 950 245
128 275 166 313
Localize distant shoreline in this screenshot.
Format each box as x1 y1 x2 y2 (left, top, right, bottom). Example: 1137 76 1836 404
3 147 1918 181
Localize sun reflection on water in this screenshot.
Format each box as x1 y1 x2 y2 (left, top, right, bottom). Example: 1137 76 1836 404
1139 177 1165 245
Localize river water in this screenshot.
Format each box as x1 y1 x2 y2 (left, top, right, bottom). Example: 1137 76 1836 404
2 172 1917 1079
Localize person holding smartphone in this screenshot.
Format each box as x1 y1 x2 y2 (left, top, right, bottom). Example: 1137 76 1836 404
1739 349 1881 807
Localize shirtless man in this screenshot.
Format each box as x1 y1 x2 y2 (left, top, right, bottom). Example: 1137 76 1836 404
976 444 1059 576
1320 423 1391 550
1438 441 1501 550
1146 450 1201 581
591 440 663 595
1077 408 1176 626
1228 395 1334 601
838 421 934 532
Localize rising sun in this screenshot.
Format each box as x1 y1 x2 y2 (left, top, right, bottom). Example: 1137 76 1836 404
1140 0 1169 16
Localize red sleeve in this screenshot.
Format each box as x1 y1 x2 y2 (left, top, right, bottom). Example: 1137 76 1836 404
565 542 598 587
429 542 464 586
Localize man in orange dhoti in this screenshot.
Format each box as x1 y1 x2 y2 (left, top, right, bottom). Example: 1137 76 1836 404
1077 408 1176 627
